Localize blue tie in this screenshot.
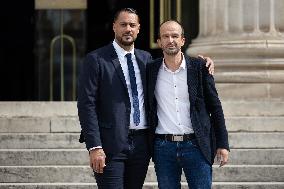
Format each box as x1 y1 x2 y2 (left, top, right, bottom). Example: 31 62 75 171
125 53 140 126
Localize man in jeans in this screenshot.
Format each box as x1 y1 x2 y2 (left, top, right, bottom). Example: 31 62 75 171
147 20 229 189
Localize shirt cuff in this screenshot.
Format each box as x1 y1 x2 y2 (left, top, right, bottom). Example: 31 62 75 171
88 146 102 151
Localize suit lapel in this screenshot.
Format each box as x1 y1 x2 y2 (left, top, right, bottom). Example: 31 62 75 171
186 56 198 104
149 59 162 106
135 50 147 96
109 44 128 90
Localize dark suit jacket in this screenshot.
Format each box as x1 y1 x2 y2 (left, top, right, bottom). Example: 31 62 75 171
146 55 229 164
77 43 152 156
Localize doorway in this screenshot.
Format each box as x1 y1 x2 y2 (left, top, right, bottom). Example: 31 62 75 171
0 1 35 100
0 0 198 101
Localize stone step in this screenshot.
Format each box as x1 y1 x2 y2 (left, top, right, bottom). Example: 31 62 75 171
212 182 284 189
222 100 284 116
0 102 77 117
0 132 283 149
0 133 85 149
0 117 80 133
1 101 284 118
0 149 89 166
1 116 283 133
216 83 284 101
229 132 284 148
1 149 283 166
0 165 283 183
0 182 283 189
146 165 284 183
226 116 284 132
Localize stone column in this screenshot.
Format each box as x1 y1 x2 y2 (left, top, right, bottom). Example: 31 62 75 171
187 0 284 100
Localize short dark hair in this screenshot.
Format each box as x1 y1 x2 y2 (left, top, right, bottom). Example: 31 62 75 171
113 8 140 22
158 20 184 39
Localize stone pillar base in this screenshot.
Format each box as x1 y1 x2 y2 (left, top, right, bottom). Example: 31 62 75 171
187 39 284 101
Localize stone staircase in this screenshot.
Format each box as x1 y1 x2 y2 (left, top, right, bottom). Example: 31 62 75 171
0 102 283 189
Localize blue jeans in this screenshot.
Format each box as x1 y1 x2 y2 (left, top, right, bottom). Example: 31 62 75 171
153 138 212 189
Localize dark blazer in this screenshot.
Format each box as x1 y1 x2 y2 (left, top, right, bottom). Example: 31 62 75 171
77 43 152 156
146 55 229 164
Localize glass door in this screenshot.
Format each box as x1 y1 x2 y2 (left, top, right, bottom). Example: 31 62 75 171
35 0 87 101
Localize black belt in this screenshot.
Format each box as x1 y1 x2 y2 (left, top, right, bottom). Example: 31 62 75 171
128 129 148 136
155 133 195 142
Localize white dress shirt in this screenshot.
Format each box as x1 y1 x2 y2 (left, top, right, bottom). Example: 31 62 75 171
113 40 147 129
154 54 194 134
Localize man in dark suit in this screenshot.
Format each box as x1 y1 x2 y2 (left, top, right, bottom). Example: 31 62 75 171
77 8 152 189
147 20 229 189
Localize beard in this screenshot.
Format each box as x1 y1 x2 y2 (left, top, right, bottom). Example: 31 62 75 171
162 43 180 55
117 34 136 46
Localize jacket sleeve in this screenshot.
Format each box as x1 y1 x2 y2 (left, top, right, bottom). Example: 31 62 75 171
200 59 230 151
77 54 102 150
